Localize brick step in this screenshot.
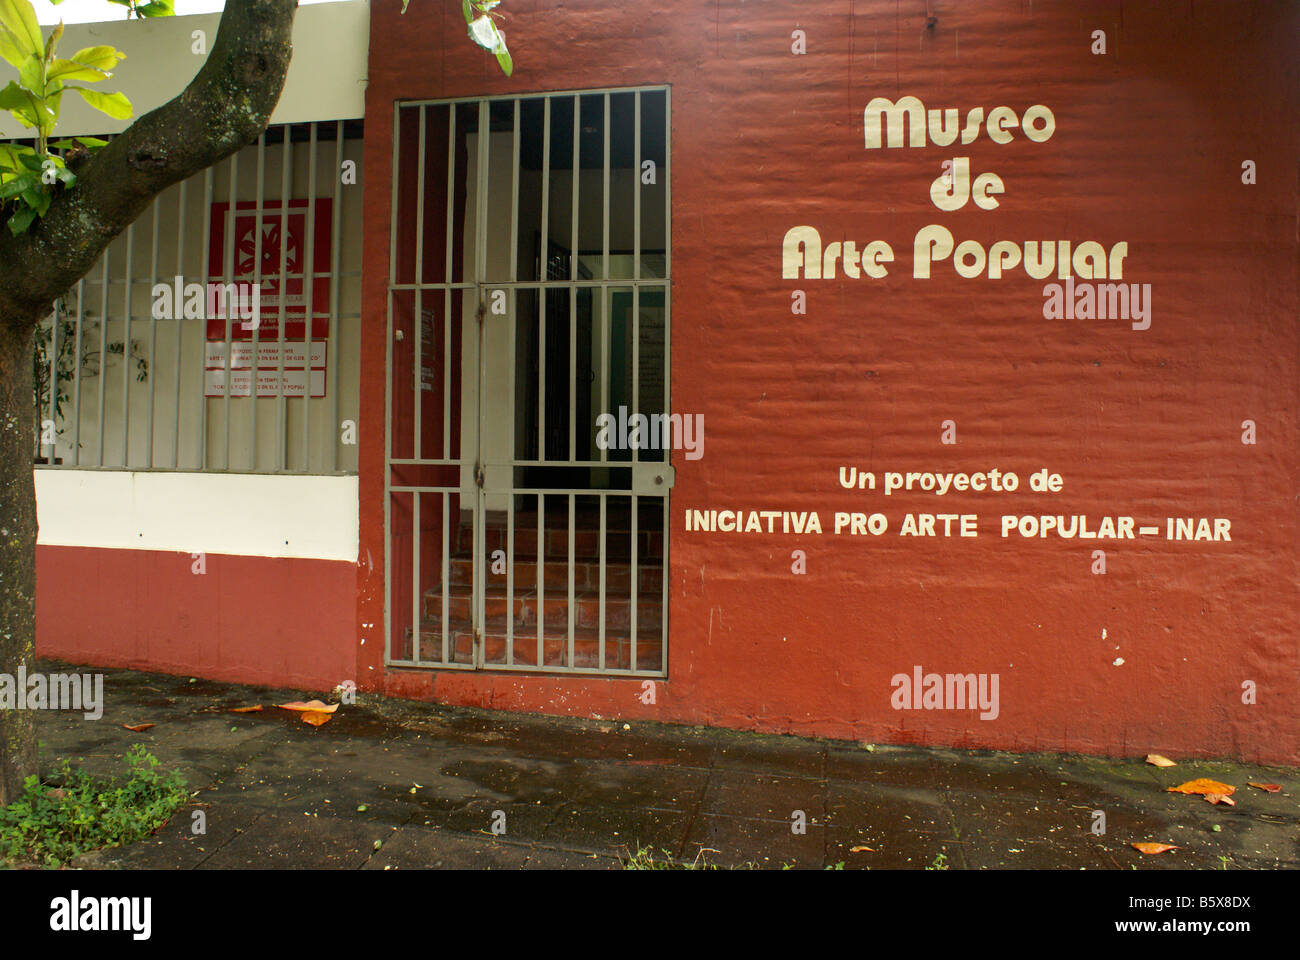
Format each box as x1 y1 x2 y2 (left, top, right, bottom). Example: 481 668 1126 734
457 523 663 558
416 620 663 671
423 583 663 631
446 554 663 593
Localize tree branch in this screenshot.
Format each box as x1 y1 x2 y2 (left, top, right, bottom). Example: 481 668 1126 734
0 0 299 328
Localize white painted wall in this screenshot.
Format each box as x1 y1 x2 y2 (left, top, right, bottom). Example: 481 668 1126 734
6 0 370 140
35 469 359 561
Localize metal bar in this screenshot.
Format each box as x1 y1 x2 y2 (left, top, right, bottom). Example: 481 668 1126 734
630 492 639 671
250 132 266 471
72 279 83 465
387 105 400 501
505 477 514 665
146 203 160 467
536 492 544 666
634 91 641 284
565 94 578 470
598 494 606 671
442 103 455 461
441 491 450 663
222 152 238 469
567 493 575 668
568 284 575 462
389 105 401 287
599 289 608 464
121 223 134 465
632 284 639 463
173 179 188 469
661 485 669 675
664 87 672 280
414 106 427 460
399 84 668 110
602 92 610 281
509 98 520 282
412 491 421 665
537 98 549 462
569 96 579 280
329 120 344 470
276 125 292 470
385 105 400 667
302 124 319 469
474 99 491 664
45 300 57 464
506 99 520 666
199 168 213 470
384 289 395 663
96 251 108 466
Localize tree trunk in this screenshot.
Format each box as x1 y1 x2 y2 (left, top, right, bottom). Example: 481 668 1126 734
0 320 37 805
0 0 299 807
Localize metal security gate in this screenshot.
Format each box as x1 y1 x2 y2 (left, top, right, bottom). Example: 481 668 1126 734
386 86 671 676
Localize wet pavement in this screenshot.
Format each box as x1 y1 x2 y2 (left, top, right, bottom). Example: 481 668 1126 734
26 660 1300 870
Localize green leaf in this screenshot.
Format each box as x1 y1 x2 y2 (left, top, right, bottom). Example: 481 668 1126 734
47 58 110 83
0 24 26 69
462 0 472 24
68 85 131 119
0 79 30 111
18 52 42 90
136 0 174 18
0 174 31 199
8 205 36 235
400 0 409 11
0 0 42 60
50 135 106 150
69 45 124 72
44 20 62 61
496 45 512 76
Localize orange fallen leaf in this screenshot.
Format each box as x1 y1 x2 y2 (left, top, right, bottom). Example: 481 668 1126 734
229 705 263 713
1203 793 1235 806
277 700 339 714
1145 754 1176 767
1131 842 1178 855
122 723 155 732
849 845 875 852
300 710 333 727
1248 782 1281 793
1167 778 1234 796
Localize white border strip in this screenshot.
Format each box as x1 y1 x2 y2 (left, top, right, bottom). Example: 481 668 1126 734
35 470 358 562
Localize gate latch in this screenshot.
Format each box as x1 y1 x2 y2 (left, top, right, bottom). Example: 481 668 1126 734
631 462 675 495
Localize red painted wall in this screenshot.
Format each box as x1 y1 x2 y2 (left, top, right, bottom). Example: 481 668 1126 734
358 0 1299 763
38 546 357 691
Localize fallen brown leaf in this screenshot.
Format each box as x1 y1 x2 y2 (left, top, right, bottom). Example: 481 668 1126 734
277 700 339 714
121 723 155 732
849 845 875 852
1167 778 1234 796
1248 782 1281 793
1145 754 1176 767
1131 842 1178 855
300 710 332 727
1203 793 1235 806
229 705 263 713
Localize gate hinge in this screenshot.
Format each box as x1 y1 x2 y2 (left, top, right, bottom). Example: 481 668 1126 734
474 462 485 487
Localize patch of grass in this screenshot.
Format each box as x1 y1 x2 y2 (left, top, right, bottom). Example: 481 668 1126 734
622 845 761 870
925 851 950 870
0 745 188 868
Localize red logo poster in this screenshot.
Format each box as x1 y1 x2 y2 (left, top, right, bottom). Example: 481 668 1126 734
206 198 332 341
